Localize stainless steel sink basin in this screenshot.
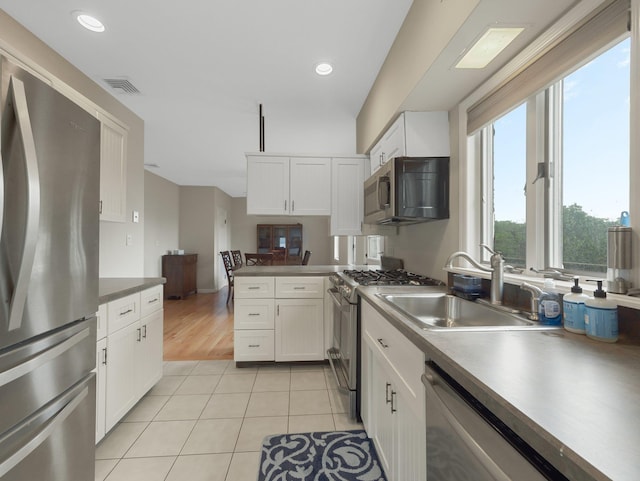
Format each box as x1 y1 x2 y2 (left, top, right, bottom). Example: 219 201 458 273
376 293 561 331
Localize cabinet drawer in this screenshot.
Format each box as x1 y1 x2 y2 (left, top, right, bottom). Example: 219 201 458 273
275 277 324 298
107 293 141 335
234 330 275 361
235 277 275 298
140 285 164 317
235 299 275 329
362 300 424 397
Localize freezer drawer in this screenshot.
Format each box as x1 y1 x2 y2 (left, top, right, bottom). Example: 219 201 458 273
0 318 96 436
0 375 96 481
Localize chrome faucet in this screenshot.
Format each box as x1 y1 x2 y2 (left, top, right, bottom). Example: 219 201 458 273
520 282 543 321
445 244 505 305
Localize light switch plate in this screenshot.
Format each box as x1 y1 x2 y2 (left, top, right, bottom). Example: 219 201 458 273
132 210 139 223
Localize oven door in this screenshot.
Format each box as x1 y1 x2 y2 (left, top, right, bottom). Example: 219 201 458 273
327 288 357 391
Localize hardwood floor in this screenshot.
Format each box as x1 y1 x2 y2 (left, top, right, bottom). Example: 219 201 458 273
163 288 234 361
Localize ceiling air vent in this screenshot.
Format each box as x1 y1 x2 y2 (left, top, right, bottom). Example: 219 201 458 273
102 77 141 95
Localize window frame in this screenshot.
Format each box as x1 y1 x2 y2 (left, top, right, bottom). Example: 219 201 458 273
456 0 640 285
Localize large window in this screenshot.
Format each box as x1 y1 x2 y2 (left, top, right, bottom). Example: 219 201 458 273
481 37 630 275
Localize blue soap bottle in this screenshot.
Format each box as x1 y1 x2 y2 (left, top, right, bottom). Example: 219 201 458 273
539 279 562 325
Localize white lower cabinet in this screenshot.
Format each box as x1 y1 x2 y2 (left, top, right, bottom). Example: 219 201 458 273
361 299 426 480
275 298 324 361
234 276 325 362
97 285 164 441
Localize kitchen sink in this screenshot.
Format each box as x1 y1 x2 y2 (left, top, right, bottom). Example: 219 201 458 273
376 292 561 331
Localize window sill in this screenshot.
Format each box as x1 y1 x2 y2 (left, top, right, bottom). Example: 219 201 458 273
444 267 640 310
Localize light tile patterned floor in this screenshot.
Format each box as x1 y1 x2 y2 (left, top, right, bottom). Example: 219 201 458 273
95 360 363 481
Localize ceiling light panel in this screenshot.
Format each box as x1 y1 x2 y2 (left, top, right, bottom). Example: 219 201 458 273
315 62 333 76
455 27 524 69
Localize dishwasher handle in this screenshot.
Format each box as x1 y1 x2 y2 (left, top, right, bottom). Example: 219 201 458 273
423 369 513 481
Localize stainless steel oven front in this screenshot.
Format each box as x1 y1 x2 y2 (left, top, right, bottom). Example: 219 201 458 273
327 284 359 419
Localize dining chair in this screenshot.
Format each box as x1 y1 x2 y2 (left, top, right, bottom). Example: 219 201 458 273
220 251 235 304
245 253 274 266
301 250 312 265
231 250 243 268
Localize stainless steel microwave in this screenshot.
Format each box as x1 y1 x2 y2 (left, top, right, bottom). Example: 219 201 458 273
363 156 449 225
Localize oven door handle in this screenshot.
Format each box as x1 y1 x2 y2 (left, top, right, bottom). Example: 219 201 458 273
327 348 351 395
327 288 342 308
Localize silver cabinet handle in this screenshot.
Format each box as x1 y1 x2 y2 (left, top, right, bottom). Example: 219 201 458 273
6 77 41 332
284 200 287 211
377 338 388 349
293 286 305 290
142 324 147 339
390 390 397 413
248 286 259 290
248 344 260 348
277 305 280 316
292 200 295 212
385 382 392 404
102 347 107 365
248 313 260 316
148 298 159 304
137 328 142 342
120 308 133 317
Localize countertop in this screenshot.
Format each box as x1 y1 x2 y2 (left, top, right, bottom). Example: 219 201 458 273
99 277 166 304
358 285 640 481
233 265 359 276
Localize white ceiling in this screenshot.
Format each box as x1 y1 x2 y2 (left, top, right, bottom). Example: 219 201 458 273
0 0 582 197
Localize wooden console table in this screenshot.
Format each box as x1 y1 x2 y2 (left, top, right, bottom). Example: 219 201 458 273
162 254 198 299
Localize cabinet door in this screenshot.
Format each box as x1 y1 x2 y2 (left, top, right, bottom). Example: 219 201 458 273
105 322 139 432
247 156 290 215
275 299 324 361
99 117 127 222
289 157 331 215
369 142 383 174
382 115 406 163
331 158 366 236
370 353 394 477
95 337 107 443
394 383 427 481
137 310 164 397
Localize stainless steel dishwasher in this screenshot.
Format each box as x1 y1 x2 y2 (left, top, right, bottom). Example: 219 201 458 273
423 362 568 481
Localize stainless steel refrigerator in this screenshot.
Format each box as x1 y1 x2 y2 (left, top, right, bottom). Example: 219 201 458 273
0 56 99 480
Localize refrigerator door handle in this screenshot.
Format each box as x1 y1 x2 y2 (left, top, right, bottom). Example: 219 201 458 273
0 383 88 478
0 327 89 388
6 77 40 332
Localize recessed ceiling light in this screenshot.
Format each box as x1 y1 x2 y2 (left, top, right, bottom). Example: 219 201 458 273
74 11 105 33
455 27 524 69
315 63 333 76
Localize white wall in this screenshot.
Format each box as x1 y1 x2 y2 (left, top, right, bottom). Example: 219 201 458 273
230 197 332 265
144 171 180 277
178 186 233 292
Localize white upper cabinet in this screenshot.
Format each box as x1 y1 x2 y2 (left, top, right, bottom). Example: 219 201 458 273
330 157 368 236
246 154 331 216
99 115 128 222
369 111 450 174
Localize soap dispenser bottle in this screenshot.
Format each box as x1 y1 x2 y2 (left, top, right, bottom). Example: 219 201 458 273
584 280 618 342
538 279 562 325
563 277 589 334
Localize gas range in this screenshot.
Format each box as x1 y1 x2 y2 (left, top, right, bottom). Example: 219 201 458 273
329 268 444 303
